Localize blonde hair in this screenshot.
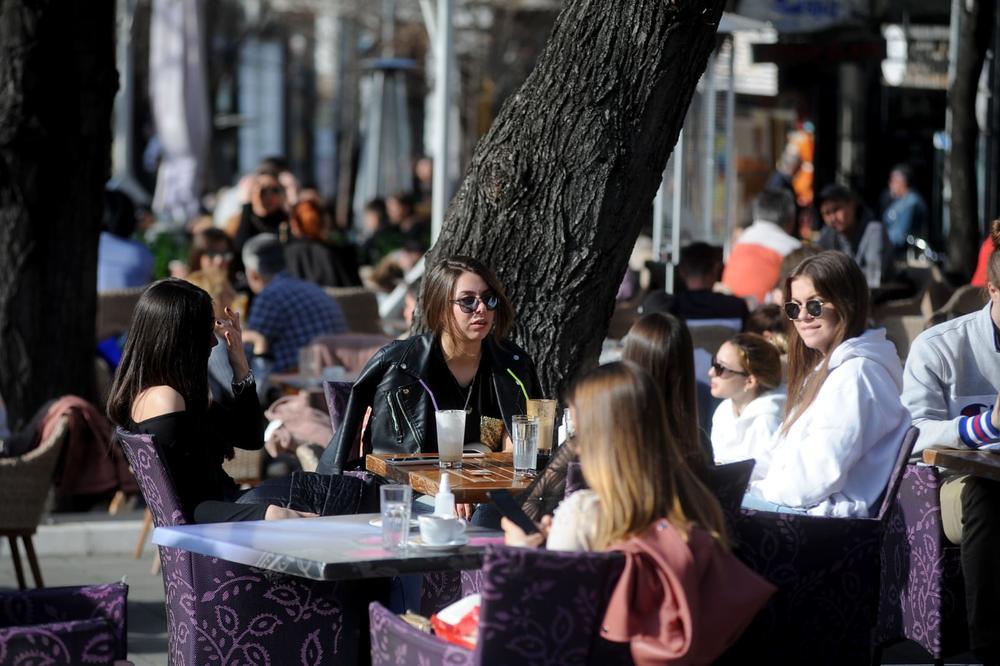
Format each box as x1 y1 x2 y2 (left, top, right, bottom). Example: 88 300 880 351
571 362 728 550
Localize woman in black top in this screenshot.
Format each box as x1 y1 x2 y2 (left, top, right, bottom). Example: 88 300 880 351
317 256 540 475
107 278 312 523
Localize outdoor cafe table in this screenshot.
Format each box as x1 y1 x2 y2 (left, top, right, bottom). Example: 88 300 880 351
923 447 1000 483
151 513 504 581
366 452 534 503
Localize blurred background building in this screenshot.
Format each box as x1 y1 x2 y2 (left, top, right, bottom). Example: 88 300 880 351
111 0 993 263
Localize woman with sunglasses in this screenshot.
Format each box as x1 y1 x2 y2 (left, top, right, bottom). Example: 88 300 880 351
709 333 784 476
743 250 910 517
317 256 540 476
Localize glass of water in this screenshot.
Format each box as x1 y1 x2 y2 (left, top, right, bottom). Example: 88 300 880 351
512 414 539 478
380 484 412 551
436 409 467 469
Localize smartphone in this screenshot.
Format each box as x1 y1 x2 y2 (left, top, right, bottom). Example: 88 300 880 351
487 489 539 535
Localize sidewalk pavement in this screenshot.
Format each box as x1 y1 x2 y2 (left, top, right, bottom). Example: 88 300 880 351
0 512 981 665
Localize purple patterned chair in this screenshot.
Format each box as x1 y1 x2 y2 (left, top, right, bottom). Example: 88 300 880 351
322 380 353 436
117 428 386 666
874 464 967 663
0 582 127 664
370 545 625 665
724 426 919 665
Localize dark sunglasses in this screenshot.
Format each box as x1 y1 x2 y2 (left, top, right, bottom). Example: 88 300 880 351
452 294 499 314
260 186 284 196
710 358 749 378
783 299 826 321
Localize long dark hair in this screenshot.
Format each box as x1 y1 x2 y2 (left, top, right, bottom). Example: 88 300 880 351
620 312 703 468
107 279 215 427
782 251 869 435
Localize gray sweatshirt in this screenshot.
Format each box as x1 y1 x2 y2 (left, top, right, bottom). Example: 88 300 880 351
902 303 1000 455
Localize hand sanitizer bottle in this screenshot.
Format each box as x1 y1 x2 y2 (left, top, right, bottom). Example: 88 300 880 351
434 472 456 518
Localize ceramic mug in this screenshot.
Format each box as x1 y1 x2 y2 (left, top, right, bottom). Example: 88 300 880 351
418 515 467 545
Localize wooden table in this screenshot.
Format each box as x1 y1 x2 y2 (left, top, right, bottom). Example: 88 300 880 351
922 448 1000 483
366 452 534 503
152 513 504 581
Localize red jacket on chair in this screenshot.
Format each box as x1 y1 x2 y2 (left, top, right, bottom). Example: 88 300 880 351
602 520 775 665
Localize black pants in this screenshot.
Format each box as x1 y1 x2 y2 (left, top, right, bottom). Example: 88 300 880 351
236 471 380 516
960 476 1000 660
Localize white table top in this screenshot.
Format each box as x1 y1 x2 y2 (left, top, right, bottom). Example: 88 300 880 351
152 513 503 581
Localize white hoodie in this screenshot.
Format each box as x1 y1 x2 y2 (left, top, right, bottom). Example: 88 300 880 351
712 389 786 481
749 329 911 518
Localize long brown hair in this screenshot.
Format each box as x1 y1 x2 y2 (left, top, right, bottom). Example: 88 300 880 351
621 313 703 467
781 251 869 435
422 256 515 341
572 362 728 550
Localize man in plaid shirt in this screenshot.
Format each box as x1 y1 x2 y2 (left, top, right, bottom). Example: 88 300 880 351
243 234 347 373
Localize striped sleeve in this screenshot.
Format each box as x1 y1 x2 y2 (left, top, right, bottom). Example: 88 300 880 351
959 409 1000 448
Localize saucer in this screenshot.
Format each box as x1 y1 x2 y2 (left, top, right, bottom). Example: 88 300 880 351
408 535 469 551
368 517 419 528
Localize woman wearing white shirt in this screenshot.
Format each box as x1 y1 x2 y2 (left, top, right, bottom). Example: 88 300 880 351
709 333 785 480
743 251 910 518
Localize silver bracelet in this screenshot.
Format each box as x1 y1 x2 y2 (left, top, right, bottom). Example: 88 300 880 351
231 370 255 395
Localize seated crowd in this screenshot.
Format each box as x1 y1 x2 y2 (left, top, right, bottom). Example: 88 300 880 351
13 159 995 662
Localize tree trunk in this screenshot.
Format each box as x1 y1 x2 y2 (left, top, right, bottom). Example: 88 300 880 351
0 1 118 428
947 0 995 279
426 0 726 398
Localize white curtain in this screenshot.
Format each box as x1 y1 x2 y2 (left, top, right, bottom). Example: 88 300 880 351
149 0 210 224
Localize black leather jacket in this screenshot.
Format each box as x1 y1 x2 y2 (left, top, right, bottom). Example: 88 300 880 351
316 333 540 474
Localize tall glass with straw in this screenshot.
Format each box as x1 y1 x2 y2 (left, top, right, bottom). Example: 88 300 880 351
419 379 465 469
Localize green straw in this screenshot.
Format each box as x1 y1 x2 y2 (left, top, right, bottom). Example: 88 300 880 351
506 368 530 403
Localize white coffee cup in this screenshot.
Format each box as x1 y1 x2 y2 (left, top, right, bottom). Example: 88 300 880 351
418 515 467 545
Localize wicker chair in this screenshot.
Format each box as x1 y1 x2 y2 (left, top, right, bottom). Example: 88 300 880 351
0 416 69 589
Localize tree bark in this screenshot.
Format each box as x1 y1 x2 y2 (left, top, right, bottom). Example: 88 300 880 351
426 0 726 398
0 1 118 427
947 0 995 279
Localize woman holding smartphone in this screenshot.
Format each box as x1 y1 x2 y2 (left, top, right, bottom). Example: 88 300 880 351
501 362 773 662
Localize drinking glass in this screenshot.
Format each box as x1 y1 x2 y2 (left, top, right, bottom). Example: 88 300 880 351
527 399 557 462
436 409 466 469
380 485 412 551
512 414 539 477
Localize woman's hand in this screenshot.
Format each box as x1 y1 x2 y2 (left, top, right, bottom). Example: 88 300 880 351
501 515 550 548
265 505 318 521
215 306 251 379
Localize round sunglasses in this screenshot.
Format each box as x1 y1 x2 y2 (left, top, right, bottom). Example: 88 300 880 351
783 299 826 321
452 294 499 314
